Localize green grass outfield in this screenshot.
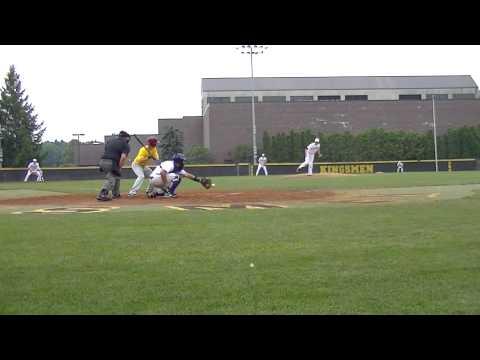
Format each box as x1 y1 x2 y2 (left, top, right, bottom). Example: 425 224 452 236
1 171 480 314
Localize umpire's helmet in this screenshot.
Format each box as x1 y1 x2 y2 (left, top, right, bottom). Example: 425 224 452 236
119 131 131 143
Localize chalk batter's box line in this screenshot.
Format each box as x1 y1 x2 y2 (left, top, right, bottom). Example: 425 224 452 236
164 204 288 211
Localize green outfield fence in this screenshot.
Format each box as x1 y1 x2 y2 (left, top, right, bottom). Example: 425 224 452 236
0 159 477 182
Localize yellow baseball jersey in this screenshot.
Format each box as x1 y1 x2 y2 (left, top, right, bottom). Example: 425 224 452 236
133 146 159 166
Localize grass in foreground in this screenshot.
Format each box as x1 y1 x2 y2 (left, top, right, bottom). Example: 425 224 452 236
1 171 480 314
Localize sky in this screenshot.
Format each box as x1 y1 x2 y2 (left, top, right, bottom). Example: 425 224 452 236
1 45 480 143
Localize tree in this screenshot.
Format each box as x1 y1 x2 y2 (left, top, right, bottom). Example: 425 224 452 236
159 126 184 159
261 131 271 158
232 144 252 163
0 65 46 167
40 140 74 167
41 140 64 167
186 145 213 164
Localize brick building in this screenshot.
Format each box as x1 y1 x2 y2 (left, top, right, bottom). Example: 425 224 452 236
157 75 480 163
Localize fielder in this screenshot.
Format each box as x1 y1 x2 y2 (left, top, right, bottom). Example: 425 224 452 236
256 153 268 176
397 160 404 173
296 137 321 176
146 153 212 198
128 137 159 197
24 159 44 182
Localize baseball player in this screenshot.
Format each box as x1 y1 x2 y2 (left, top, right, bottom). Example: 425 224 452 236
397 160 404 173
256 153 268 176
127 137 159 197
96 130 131 201
296 137 321 176
24 158 44 182
146 153 206 198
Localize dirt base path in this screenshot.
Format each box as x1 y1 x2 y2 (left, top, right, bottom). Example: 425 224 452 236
0 189 338 207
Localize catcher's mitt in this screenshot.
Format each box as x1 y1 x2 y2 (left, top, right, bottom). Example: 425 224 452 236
200 177 212 189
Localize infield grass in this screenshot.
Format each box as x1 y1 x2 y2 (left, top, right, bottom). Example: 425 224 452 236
1 171 480 314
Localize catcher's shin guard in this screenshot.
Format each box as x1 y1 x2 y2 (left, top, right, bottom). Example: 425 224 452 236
168 175 182 195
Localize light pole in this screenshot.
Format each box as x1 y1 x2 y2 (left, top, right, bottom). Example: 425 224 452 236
236 45 268 165
431 96 439 172
72 133 85 166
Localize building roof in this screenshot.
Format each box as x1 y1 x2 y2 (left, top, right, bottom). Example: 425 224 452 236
202 76 478 92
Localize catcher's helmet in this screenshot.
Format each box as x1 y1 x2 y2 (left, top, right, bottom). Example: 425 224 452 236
172 153 186 162
147 137 158 147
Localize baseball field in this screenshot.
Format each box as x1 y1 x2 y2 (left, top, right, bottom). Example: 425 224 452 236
1 171 480 314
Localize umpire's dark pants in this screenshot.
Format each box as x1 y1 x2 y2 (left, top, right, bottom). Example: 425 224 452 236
98 159 121 196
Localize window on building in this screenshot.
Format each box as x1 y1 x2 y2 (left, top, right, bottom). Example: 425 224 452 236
345 95 368 101
207 97 231 104
317 95 341 101
262 96 286 103
234 96 258 103
399 94 422 100
291 96 314 102
452 93 476 99
426 94 448 100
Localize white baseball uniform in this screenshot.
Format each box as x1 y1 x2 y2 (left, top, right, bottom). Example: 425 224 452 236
256 155 268 176
148 160 187 193
397 161 404 173
297 142 321 175
24 161 44 182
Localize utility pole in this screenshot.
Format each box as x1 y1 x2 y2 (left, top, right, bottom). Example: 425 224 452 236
72 133 85 166
236 45 268 165
432 96 439 172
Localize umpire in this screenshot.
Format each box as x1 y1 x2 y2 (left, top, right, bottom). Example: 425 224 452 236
96 130 131 201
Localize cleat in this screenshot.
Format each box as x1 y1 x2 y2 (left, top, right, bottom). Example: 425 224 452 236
112 194 121 199
127 192 136 197
146 192 157 199
96 195 111 201
96 190 111 201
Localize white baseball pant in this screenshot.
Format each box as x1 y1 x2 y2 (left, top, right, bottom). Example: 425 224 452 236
298 154 315 175
256 165 268 176
129 163 153 195
24 170 44 182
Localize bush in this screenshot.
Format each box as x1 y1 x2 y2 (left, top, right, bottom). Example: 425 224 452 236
186 145 213 164
232 144 253 163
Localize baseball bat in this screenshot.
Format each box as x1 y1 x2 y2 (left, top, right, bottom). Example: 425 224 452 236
133 134 146 148
133 134 161 162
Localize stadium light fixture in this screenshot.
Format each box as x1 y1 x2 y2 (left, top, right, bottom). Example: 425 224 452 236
72 133 85 166
431 96 439 172
235 45 269 166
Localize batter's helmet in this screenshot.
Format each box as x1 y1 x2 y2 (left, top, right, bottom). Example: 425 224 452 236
33 158 37 162
147 137 158 147
314 138 320 143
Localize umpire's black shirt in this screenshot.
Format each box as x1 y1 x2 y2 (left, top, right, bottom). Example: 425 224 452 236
101 137 130 165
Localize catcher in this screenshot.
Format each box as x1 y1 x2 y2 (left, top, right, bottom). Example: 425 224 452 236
145 153 212 198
